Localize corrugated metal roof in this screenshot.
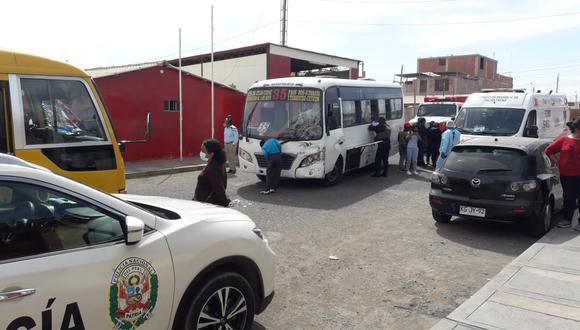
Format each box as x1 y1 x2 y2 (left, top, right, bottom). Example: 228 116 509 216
86 62 161 78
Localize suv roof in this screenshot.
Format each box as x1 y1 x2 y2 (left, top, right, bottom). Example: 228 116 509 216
456 137 551 154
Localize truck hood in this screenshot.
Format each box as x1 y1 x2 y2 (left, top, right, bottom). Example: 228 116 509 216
116 194 252 223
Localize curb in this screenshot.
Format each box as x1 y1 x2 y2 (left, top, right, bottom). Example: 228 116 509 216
125 164 205 179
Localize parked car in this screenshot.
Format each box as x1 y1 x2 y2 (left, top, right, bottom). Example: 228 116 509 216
429 137 563 237
0 154 274 330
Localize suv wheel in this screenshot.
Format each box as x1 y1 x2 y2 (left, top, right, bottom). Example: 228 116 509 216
184 272 256 330
528 202 552 238
432 209 452 223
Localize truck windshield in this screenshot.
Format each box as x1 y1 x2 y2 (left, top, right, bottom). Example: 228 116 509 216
455 107 525 136
417 104 456 117
243 87 323 141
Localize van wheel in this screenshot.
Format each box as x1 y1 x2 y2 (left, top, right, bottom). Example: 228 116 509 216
256 175 266 182
323 158 343 186
183 272 256 330
432 209 452 223
528 202 552 238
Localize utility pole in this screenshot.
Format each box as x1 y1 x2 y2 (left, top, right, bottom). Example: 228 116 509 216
178 28 183 161
556 73 560 94
280 0 288 46
211 5 215 139
399 65 403 84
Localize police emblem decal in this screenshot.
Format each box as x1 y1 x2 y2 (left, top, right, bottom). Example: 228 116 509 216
109 257 158 329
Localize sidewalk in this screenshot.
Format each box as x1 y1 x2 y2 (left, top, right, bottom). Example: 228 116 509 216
433 220 580 330
124 156 205 179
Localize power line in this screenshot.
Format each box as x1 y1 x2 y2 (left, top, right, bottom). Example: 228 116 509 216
141 21 277 63
503 62 580 75
291 11 580 26
319 0 463 3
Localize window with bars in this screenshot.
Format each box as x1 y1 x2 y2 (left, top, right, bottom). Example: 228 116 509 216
164 100 179 112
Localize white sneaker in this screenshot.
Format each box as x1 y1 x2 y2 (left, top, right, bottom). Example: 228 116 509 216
406 171 412 175
259 190 271 195
413 171 419 175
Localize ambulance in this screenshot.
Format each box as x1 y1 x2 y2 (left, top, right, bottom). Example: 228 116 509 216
455 91 569 143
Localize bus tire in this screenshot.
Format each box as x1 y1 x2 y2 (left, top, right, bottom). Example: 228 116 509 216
323 158 343 186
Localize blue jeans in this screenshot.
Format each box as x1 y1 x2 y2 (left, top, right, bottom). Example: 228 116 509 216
406 147 418 172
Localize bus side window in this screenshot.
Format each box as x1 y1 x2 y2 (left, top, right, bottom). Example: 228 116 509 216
325 87 341 130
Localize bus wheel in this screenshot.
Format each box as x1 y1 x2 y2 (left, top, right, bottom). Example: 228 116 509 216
323 158 343 186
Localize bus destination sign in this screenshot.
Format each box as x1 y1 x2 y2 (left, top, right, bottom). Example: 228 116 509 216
247 88 321 102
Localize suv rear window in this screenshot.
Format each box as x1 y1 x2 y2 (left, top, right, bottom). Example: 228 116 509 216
445 146 527 174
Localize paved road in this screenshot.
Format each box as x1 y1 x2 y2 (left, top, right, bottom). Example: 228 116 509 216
127 164 537 329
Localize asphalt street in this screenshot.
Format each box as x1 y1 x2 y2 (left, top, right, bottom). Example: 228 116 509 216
127 162 538 330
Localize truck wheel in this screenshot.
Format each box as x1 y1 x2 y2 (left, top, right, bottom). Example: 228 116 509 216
528 202 552 238
323 158 343 186
432 209 452 223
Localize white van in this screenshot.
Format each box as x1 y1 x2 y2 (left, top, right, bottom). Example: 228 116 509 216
455 91 569 142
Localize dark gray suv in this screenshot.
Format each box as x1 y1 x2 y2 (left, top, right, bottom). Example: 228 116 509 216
429 137 563 237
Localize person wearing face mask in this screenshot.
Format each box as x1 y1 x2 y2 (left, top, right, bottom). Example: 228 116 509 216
223 115 239 174
435 120 461 171
546 118 580 230
194 139 230 207
405 124 422 175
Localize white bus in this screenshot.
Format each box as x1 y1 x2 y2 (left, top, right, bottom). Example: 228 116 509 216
238 77 404 185
455 91 569 142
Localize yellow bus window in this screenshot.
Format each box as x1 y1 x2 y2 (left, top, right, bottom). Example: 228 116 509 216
21 78 107 145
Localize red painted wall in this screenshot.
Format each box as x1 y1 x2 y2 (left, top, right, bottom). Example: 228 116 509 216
268 54 291 78
95 66 246 162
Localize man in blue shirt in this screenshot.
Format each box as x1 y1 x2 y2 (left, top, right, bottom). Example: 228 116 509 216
260 138 282 195
223 115 239 174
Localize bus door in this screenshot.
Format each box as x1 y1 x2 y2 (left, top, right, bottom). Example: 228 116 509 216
324 87 345 173
0 80 12 154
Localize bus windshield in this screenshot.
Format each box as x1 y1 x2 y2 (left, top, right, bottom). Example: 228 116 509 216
417 104 457 117
244 87 323 141
455 107 525 136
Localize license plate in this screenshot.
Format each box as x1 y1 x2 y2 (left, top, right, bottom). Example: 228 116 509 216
459 205 486 218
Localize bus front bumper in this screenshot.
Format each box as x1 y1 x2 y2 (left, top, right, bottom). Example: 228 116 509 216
239 157 325 179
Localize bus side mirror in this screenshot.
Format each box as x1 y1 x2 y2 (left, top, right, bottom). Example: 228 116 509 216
525 126 539 138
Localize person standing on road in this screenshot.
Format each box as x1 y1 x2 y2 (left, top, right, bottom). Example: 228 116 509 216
223 115 239 174
368 117 391 177
417 117 429 166
260 138 282 195
545 118 580 230
398 122 411 171
405 124 422 175
436 120 461 171
194 139 230 207
427 121 442 167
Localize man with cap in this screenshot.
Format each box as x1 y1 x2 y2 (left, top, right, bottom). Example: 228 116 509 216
368 117 391 177
223 115 239 174
435 120 461 171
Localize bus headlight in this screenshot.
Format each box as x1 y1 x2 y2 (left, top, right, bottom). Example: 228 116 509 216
299 151 323 168
239 148 252 162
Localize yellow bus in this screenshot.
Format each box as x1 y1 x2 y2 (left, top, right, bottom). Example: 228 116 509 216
0 50 127 193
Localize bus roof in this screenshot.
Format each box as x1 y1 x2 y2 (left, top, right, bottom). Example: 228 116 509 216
249 77 401 90
0 49 88 77
464 91 567 109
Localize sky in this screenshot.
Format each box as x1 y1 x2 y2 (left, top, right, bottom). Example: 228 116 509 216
4 0 580 101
